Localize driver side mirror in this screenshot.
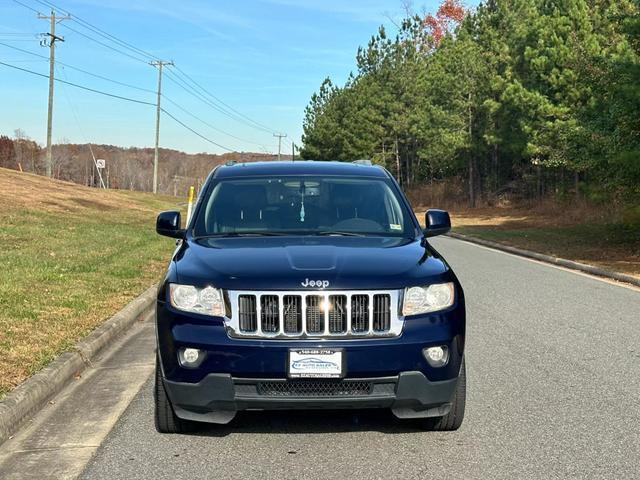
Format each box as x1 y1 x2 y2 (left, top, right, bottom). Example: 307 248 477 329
156 211 185 239
423 209 451 237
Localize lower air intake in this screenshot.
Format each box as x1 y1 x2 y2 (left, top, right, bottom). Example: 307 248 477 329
256 380 374 397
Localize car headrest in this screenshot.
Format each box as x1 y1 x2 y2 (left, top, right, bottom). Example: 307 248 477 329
332 185 364 209
233 185 267 210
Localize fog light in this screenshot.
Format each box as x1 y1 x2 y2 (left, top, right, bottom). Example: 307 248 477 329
423 346 449 367
182 348 200 364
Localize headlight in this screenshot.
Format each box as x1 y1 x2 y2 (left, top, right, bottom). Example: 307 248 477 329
169 284 225 316
402 282 455 316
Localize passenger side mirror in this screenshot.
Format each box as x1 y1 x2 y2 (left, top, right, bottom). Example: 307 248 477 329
156 211 185 239
423 209 451 238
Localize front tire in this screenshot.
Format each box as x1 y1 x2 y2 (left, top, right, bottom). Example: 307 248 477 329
421 357 466 431
154 356 193 434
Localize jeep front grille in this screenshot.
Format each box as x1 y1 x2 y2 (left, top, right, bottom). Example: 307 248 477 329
226 290 402 339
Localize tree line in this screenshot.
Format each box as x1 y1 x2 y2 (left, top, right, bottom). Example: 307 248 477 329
300 0 640 208
0 130 279 195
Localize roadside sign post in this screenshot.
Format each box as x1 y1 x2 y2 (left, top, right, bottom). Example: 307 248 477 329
95 158 106 189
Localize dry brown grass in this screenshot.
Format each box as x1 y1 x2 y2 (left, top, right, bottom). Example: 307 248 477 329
413 201 640 279
0 168 174 213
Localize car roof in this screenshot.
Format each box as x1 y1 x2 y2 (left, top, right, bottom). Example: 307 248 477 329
212 160 389 179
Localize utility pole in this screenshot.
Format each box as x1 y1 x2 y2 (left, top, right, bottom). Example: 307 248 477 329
291 142 296 161
39 10 70 178
273 133 287 161
150 60 173 194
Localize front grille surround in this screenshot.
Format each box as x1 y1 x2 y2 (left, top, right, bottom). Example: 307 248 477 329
226 289 403 339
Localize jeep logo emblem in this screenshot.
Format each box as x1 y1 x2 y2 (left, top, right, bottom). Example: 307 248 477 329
301 278 330 288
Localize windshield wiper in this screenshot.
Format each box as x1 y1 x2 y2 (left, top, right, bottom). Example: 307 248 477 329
197 232 290 238
314 231 368 237
198 231 376 239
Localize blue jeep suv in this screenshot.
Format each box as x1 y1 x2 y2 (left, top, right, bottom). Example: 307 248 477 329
154 160 466 432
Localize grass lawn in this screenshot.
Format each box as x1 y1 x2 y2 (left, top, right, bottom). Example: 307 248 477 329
416 205 640 279
0 168 181 397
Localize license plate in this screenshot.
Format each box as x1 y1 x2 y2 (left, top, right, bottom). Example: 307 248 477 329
288 348 344 378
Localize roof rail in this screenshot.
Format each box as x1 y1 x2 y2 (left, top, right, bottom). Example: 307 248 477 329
352 159 373 166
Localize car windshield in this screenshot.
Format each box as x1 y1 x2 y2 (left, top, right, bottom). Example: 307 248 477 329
192 175 415 237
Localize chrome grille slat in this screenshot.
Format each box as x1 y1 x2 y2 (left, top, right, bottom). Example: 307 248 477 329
328 295 347 333
277 295 285 335
260 295 279 333
373 294 391 332
283 295 302 334
305 295 324 334
323 294 330 336
351 294 369 333
255 296 263 336
238 295 257 332
228 290 402 339
368 294 374 334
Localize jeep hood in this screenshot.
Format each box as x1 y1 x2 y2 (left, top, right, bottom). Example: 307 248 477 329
174 236 451 290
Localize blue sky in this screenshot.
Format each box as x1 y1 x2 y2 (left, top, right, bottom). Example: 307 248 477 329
1 0 463 154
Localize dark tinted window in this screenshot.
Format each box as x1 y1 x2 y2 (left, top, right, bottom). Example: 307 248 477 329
193 175 414 237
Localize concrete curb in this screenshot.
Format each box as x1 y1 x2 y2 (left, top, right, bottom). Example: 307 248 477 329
0 285 157 445
447 232 640 288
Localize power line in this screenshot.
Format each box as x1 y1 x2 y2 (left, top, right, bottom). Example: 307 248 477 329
33 0 157 61
0 41 155 93
162 94 272 150
12 0 290 150
60 23 149 64
60 63 154 94
171 66 297 149
0 59 46 62
9 0 281 156
11 0 39 13
171 65 276 134
34 0 279 144
18 0 151 64
1 59 237 152
163 69 252 124
0 41 49 59
163 68 277 138
161 108 233 152
0 60 155 105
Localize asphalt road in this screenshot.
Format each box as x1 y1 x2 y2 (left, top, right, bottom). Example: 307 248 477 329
80 237 640 480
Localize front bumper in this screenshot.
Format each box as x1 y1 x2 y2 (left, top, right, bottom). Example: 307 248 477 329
156 291 465 423
163 371 459 424
156 299 465 384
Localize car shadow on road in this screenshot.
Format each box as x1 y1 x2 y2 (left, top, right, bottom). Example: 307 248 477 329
188 409 426 437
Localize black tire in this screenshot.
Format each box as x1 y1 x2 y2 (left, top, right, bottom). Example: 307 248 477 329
421 357 466 431
154 356 193 434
